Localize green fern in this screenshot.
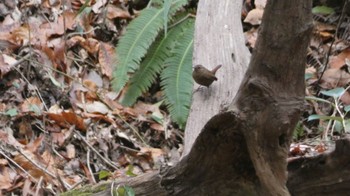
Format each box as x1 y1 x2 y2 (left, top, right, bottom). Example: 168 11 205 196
121 19 192 106
112 0 189 94
163 0 172 35
161 19 194 128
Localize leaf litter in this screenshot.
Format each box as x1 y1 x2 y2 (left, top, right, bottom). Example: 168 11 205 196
0 0 182 194
0 0 349 194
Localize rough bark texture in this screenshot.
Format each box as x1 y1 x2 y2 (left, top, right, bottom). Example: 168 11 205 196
61 139 350 196
287 138 350 196
62 1 350 195
183 0 250 156
227 0 314 195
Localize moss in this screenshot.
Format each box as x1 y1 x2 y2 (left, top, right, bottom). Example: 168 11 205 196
60 182 110 196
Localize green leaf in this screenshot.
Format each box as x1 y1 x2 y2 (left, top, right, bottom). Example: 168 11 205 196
5 108 17 117
124 186 135 196
163 0 172 35
152 101 164 124
152 111 164 124
112 0 189 94
115 186 135 196
29 104 42 115
77 0 91 15
320 87 345 98
334 120 342 133
312 6 335 15
12 81 20 88
344 105 350 113
293 122 304 140
98 170 111 180
345 120 350 133
126 165 137 177
161 19 194 128
121 18 193 106
305 96 333 105
305 73 313 80
48 72 63 88
308 114 342 122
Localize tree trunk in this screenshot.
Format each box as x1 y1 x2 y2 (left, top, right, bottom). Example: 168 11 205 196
183 0 250 156
62 1 350 195
227 0 313 194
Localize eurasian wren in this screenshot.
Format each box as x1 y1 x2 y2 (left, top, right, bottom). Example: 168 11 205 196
192 64 222 87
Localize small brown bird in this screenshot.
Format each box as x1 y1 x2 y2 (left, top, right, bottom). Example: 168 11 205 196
192 64 222 87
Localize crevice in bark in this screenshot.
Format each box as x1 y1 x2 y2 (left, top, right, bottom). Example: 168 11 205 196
160 111 259 195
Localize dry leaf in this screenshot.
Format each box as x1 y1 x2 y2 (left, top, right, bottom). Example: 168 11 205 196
84 101 110 114
99 42 115 78
106 4 131 19
0 167 14 190
329 48 350 69
0 54 16 77
150 123 164 131
244 8 264 25
320 68 350 89
20 97 43 113
47 111 86 131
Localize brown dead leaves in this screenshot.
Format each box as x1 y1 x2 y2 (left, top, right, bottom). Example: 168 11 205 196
0 0 180 194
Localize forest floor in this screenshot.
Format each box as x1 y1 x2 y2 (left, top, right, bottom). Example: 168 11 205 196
0 0 349 195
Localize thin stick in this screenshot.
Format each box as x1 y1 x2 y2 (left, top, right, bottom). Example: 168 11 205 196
87 149 97 183
318 0 349 83
0 148 37 182
74 131 119 170
10 52 32 67
15 147 56 178
34 176 43 196
111 180 116 196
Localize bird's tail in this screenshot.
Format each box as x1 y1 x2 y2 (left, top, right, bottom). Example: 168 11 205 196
211 64 222 74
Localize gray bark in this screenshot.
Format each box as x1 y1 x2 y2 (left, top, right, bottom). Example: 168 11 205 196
184 0 250 156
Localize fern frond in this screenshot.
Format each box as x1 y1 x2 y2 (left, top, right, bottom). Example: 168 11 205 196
161 19 194 128
122 20 190 106
112 0 189 94
163 0 171 35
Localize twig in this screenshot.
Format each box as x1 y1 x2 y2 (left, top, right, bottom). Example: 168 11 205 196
16 146 71 191
0 148 37 182
101 0 109 25
118 145 141 153
95 93 149 146
67 26 100 38
34 123 49 134
318 0 349 83
13 53 77 81
51 142 64 159
323 109 336 140
111 180 116 196
15 147 56 178
56 168 71 191
12 62 49 111
62 0 68 56
86 149 96 184
74 131 119 170
9 52 32 67
168 13 195 29
114 112 149 147
68 178 85 190
34 176 43 196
